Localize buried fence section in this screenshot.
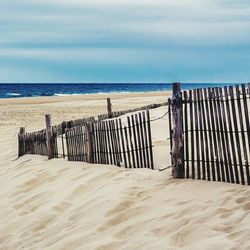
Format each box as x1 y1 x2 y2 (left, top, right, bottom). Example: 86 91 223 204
18 114 59 159
18 129 58 158
65 110 154 169
170 83 250 185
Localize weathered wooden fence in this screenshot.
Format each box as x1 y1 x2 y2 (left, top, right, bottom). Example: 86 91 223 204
18 99 166 162
18 129 58 158
65 110 154 169
170 83 250 185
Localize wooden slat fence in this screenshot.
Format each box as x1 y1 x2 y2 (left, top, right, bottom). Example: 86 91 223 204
65 126 88 161
18 129 58 158
170 83 250 185
65 110 154 169
18 99 167 159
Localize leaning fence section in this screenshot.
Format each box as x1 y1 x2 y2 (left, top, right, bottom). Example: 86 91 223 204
65 110 154 169
18 98 166 160
170 83 250 185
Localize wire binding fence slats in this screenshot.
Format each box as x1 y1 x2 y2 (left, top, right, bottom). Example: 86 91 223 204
170 84 250 185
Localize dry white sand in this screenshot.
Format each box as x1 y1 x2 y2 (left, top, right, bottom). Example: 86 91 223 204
0 92 249 250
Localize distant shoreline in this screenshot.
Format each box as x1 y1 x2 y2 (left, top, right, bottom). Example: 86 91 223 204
0 90 171 101
0 82 236 99
0 91 171 103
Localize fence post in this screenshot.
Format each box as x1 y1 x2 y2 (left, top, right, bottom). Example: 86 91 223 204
45 114 54 160
171 82 184 178
18 127 25 157
107 98 113 118
86 123 94 163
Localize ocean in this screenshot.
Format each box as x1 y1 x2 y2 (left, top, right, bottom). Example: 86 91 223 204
0 83 236 99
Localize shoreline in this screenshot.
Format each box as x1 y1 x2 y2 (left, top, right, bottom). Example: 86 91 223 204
0 90 171 104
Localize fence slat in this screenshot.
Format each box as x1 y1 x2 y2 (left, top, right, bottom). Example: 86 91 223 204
71 128 76 161
214 88 226 182
115 119 122 164
74 127 78 161
194 89 200 179
219 88 234 183
139 112 147 168
104 121 109 164
224 86 239 184
79 126 85 161
97 122 102 164
241 84 250 185
93 123 98 163
65 129 70 161
112 120 120 166
131 115 140 168
236 85 248 184
106 121 113 165
189 90 195 179
108 120 115 165
101 121 107 164
135 114 143 168
103 121 109 164
200 89 210 181
97 122 102 163
124 126 132 168
208 88 220 181
99 122 104 164
71 127 76 161
74 127 79 161
142 111 150 168
197 89 206 180
70 128 74 161
229 86 245 185
127 116 136 168
147 110 154 170
119 119 127 168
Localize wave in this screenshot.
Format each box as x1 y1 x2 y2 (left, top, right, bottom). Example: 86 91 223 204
53 90 154 96
6 92 21 96
54 93 84 96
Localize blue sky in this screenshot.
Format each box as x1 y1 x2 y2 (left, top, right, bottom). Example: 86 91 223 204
1 0 250 83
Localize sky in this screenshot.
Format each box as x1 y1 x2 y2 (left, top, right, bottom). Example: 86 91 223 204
1 0 250 83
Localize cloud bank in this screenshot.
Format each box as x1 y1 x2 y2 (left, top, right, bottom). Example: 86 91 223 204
1 0 250 82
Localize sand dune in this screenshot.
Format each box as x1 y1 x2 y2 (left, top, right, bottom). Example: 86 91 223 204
0 92 249 250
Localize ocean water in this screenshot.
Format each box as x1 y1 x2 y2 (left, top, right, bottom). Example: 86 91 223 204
0 83 236 99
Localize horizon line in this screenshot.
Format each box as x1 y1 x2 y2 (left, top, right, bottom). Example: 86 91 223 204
0 82 246 85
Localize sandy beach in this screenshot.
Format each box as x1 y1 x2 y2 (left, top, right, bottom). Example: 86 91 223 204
0 92 249 250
